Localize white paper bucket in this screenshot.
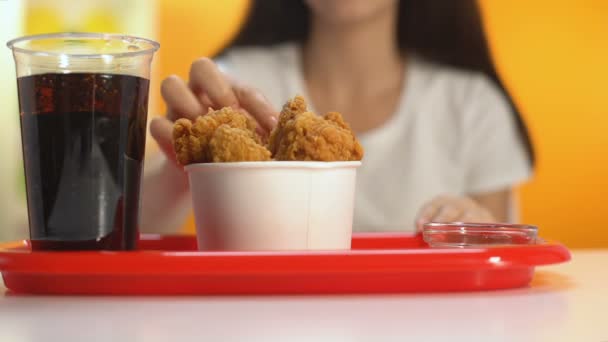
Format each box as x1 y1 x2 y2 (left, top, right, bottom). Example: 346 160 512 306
185 161 361 251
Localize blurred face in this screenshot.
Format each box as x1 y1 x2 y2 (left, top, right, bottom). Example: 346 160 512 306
306 0 398 25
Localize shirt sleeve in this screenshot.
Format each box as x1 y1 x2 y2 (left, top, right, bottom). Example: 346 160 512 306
462 75 533 194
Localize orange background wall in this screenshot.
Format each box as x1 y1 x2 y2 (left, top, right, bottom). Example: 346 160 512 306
479 0 608 248
157 1 608 248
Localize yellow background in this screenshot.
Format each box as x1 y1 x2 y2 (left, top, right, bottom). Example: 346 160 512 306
479 1 608 248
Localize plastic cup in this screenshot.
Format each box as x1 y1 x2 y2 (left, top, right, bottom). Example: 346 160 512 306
7 33 159 250
185 161 361 251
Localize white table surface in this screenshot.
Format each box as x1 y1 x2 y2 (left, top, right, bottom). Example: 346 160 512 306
0 250 606 342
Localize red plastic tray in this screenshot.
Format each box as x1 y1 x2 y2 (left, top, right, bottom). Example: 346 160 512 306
0 233 570 295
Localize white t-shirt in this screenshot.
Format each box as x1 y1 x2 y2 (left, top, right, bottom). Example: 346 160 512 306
219 43 532 233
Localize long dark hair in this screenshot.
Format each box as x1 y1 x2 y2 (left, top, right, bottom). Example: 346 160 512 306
224 0 535 165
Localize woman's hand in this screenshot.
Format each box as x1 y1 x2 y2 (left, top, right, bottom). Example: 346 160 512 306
415 195 497 231
149 57 278 165
142 58 278 233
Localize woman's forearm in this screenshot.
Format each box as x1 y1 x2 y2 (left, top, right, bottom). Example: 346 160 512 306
140 154 192 234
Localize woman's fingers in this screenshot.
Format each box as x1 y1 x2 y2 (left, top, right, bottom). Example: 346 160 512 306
161 75 203 121
149 117 178 164
433 203 466 222
433 197 476 222
197 92 214 113
416 196 449 226
161 58 277 140
461 207 495 222
166 58 278 133
233 83 278 132
416 195 496 231
189 57 238 108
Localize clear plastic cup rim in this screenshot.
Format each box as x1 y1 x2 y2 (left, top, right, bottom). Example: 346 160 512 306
6 32 160 58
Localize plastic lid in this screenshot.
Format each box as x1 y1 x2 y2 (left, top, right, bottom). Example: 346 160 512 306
422 223 538 248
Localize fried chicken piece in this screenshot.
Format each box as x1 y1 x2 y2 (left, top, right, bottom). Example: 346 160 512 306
173 107 259 164
324 111 350 129
174 95 363 164
173 118 204 165
269 106 364 162
268 95 307 155
209 124 272 162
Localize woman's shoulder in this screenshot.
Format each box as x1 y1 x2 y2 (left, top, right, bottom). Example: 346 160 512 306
404 56 516 145
407 55 512 132
409 56 503 105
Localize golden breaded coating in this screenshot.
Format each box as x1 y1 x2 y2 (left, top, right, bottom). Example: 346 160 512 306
173 118 205 165
270 110 364 162
268 95 307 155
278 95 307 126
324 111 350 130
209 124 271 162
172 107 259 164
173 96 363 164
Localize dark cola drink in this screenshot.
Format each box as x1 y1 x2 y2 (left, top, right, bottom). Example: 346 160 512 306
17 73 149 250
